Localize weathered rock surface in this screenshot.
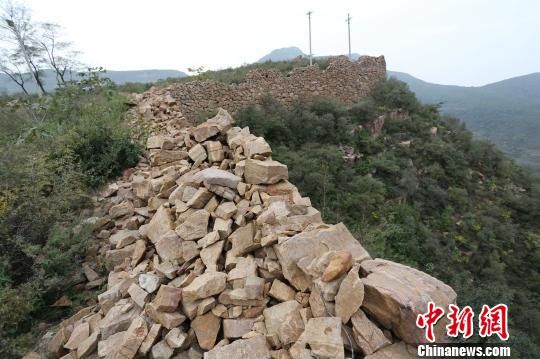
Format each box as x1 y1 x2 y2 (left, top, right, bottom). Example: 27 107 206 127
146 206 174 243
193 168 241 189
275 223 370 291
111 316 148 359
204 335 270 359
244 159 288 185
290 317 344 359
192 312 221 350
351 309 391 355
182 272 227 302
335 266 364 323
360 259 457 344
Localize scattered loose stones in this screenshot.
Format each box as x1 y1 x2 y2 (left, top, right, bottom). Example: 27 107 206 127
44 104 456 359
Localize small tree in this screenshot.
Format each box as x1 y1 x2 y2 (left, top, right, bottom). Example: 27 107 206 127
39 22 80 85
0 49 30 95
0 1 46 95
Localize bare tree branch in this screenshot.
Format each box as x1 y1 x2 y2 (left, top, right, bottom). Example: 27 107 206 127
0 0 46 95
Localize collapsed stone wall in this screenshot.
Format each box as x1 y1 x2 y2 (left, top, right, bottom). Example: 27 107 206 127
40 99 457 359
139 56 386 122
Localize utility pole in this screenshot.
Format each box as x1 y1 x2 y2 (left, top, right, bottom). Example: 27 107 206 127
307 11 313 65
346 13 352 60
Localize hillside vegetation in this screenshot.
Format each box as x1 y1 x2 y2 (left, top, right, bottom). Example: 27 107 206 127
389 71 540 173
235 80 539 357
0 77 142 356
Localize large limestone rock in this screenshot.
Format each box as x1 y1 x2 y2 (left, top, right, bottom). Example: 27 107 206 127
145 303 186 330
97 331 125 357
193 168 241 189
222 318 256 339
182 272 227 301
351 309 391 355
263 300 304 345
64 322 89 350
155 230 183 262
321 250 352 282
203 335 270 359
192 108 234 142
244 159 288 184
111 316 148 359
109 201 134 219
146 206 174 243
335 266 364 323
105 244 136 270
154 285 182 312
175 209 210 240
76 331 99 359
110 230 140 249
99 300 141 339
229 221 257 256
192 312 221 350
275 223 370 291
290 317 344 359
268 279 296 302
150 150 189 166
360 259 457 344
243 137 272 158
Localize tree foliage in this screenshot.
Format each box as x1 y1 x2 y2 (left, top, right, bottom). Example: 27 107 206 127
0 1 80 96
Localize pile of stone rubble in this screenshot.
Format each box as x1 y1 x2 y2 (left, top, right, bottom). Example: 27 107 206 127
45 102 456 359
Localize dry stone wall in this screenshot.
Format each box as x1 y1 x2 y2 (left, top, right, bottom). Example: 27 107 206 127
146 55 386 122
41 100 457 359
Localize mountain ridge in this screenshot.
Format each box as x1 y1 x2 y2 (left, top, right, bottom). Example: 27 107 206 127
0 69 187 94
387 70 540 172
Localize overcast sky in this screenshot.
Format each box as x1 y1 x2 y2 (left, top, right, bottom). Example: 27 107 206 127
25 0 540 86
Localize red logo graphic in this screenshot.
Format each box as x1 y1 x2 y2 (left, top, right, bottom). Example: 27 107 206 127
479 304 509 340
416 302 445 342
417 303 509 342
446 304 474 339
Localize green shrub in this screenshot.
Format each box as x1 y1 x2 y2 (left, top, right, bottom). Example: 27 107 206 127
374 77 420 112
64 115 141 187
0 79 143 354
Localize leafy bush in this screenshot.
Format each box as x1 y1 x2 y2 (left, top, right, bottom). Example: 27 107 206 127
0 80 142 356
373 78 420 112
64 115 141 187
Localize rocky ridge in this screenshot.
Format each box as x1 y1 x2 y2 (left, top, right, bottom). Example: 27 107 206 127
44 90 456 359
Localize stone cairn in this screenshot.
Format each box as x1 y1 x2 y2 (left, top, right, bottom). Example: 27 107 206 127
44 90 457 359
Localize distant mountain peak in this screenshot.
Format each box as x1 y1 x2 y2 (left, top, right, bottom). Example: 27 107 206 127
257 47 366 64
257 47 306 63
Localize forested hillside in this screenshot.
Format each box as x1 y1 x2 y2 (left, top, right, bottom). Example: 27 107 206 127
389 71 540 173
235 80 540 357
